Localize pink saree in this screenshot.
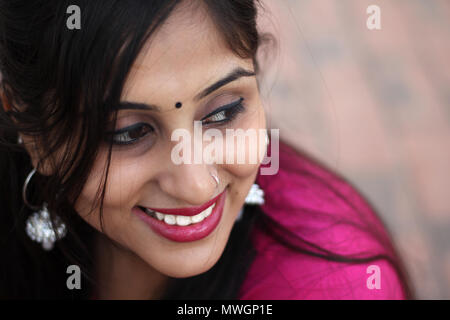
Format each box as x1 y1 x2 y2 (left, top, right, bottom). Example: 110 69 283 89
238 141 407 299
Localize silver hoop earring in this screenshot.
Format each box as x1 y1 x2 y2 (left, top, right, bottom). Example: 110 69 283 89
23 168 66 251
244 183 265 205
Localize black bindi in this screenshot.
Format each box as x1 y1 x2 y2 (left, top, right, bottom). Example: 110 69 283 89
175 102 182 109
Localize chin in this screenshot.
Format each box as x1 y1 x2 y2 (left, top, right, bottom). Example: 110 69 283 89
166 257 220 278
140 243 225 278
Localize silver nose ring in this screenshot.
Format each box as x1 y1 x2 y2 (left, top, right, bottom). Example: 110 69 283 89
210 171 219 187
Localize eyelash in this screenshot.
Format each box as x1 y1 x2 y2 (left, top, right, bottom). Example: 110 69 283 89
108 122 154 146
107 97 246 146
201 97 245 126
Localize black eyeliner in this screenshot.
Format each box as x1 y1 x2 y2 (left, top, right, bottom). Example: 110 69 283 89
201 97 244 121
106 122 151 135
105 122 154 146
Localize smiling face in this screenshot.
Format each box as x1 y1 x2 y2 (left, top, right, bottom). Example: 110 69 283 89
74 2 266 278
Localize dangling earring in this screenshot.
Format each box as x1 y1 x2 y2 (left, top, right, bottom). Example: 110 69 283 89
23 168 66 251
243 130 268 206
244 183 265 205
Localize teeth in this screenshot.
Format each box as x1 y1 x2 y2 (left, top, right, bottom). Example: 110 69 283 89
163 215 176 225
191 211 205 223
155 212 164 221
176 215 191 226
142 203 215 226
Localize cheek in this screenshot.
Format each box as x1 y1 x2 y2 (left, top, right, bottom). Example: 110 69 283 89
221 162 260 180
220 101 267 178
73 153 147 230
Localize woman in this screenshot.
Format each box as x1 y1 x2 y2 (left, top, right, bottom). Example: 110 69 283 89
0 0 413 299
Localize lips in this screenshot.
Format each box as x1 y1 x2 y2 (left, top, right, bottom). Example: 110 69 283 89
140 192 222 216
133 189 227 242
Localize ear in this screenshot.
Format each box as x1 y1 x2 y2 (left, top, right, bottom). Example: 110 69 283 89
1 87 53 176
0 87 13 112
20 135 54 176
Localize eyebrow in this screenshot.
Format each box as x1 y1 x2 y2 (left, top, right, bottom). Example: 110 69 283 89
194 66 256 101
114 66 255 111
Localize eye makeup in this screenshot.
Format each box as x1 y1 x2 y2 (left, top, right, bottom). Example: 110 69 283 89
201 97 245 126
106 122 155 145
105 96 246 146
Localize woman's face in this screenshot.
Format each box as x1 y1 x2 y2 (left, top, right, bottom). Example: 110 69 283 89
74 3 266 278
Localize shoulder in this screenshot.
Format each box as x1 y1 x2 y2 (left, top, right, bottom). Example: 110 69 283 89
238 141 407 299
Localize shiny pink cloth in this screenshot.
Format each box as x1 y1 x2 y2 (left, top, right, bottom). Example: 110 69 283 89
238 141 406 299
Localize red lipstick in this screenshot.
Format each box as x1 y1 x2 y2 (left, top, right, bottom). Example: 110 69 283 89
141 192 222 216
133 189 227 242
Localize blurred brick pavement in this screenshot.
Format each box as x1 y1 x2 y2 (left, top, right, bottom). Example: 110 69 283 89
258 0 450 299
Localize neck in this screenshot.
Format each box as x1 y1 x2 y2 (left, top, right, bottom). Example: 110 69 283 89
94 233 169 300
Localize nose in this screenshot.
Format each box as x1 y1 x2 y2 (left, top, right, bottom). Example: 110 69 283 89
156 160 219 207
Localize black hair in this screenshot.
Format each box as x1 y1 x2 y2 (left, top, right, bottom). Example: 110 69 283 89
0 0 414 299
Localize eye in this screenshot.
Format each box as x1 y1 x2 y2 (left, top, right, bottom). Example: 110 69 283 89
107 122 154 145
201 97 245 126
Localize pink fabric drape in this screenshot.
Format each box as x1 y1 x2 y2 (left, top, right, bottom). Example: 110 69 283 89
238 141 406 299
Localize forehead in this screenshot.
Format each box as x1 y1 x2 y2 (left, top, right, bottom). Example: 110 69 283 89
121 1 253 106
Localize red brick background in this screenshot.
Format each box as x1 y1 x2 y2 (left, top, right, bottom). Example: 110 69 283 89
258 0 450 299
